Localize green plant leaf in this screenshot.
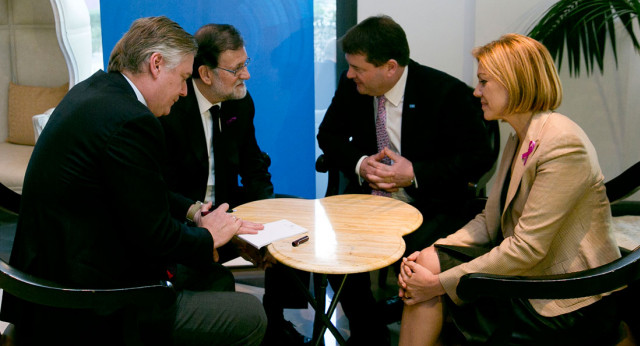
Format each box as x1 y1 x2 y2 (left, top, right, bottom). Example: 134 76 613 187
528 0 640 77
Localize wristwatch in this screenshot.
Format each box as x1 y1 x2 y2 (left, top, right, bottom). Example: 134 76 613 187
186 201 203 223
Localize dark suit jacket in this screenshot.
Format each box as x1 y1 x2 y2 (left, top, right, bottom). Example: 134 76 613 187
159 80 273 213
317 60 495 215
0 71 214 341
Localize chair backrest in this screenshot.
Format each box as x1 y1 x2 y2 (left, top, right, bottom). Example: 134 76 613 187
0 182 20 214
315 154 350 197
0 258 176 310
606 161 640 217
468 119 500 198
457 245 640 301
606 161 640 204
49 0 94 89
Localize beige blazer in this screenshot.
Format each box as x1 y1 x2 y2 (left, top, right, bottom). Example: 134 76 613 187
437 111 620 317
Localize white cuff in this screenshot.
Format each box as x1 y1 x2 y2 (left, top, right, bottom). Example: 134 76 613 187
355 155 367 185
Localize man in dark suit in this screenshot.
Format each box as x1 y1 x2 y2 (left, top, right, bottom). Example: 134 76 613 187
159 24 309 345
0 17 266 345
159 25 273 209
317 15 495 345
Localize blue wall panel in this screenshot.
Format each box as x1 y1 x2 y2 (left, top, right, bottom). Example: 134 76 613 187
100 0 316 198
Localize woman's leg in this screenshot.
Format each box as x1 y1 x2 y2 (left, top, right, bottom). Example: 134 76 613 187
398 246 445 346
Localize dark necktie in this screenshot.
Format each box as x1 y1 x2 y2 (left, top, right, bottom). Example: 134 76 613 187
208 105 220 209
210 105 221 135
373 95 392 197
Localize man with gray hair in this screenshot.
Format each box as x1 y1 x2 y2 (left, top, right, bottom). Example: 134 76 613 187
0 16 266 345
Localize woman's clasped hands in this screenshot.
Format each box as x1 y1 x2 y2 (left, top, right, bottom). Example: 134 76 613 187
398 250 446 305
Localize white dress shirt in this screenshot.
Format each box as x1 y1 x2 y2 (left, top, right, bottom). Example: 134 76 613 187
192 80 221 204
121 73 146 106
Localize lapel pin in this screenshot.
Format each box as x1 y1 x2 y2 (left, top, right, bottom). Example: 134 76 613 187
522 140 536 165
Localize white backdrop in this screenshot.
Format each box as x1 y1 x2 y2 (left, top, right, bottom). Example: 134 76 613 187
358 0 640 199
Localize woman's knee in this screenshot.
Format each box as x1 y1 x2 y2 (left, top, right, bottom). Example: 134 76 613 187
416 246 441 274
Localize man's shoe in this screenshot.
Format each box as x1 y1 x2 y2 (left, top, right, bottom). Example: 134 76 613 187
262 318 311 346
377 295 404 325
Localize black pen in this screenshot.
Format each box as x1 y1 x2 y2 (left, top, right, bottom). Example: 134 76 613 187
292 235 309 247
201 209 235 216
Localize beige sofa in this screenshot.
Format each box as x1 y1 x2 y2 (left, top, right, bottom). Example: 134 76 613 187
0 0 92 195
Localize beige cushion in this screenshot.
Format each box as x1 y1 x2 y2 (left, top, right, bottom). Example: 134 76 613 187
8 82 68 145
612 215 640 252
0 142 34 194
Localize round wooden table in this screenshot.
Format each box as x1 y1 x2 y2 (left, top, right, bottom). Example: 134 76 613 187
233 194 423 345
234 194 423 273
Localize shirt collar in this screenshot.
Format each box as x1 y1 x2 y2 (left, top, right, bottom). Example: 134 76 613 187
121 73 147 107
383 65 408 107
192 79 221 114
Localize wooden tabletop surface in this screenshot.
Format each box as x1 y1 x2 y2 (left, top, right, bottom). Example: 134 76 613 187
232 194 423 274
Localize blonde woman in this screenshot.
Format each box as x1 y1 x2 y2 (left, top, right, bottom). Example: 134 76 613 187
398 33 620 345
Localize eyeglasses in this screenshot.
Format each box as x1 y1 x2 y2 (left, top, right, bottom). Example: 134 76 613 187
215 58 251 76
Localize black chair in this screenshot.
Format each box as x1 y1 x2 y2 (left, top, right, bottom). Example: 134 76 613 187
0 260 176 310
0 258 176 344
0 183 20 215
315 154 342 197
607 161 640 217
261 151 299 199
0 189 176 344
467 120 501 199
456 161 640 344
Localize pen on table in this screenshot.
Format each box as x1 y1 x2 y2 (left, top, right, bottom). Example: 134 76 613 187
201 209 235 216
292 235 309 247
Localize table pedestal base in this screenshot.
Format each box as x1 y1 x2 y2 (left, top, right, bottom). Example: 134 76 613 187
289 267 348 345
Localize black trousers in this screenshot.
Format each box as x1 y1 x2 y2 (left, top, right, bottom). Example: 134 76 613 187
263 263 310 315
169 263 267 346
217 241 310 316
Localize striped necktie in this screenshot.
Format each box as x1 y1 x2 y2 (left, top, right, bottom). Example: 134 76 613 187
373 95 391 197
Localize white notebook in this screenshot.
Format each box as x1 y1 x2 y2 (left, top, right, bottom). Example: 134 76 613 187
238 219 307 249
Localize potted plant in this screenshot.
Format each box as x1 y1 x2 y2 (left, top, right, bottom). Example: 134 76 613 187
528 0 640 77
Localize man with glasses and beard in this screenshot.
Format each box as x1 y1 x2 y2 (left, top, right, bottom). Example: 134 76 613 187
160 24 310 345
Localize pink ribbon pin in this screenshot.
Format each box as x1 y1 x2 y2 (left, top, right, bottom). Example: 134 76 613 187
522 140 536 165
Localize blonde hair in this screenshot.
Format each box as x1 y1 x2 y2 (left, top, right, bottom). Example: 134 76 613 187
472 33 562 115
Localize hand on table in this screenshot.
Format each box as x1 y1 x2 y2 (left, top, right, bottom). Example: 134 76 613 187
197 202 262 251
